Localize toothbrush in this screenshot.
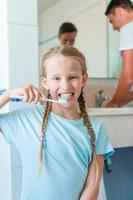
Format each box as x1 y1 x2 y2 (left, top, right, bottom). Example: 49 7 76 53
9 95 68 105
0 89 68 105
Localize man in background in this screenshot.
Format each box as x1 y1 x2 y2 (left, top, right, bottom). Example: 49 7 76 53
58 22 77 47
105 0 133 107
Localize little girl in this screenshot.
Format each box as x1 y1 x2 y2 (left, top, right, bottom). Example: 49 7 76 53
0 46 114 200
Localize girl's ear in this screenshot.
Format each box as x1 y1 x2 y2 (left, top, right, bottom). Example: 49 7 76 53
41 77 49 90
82 73 88 88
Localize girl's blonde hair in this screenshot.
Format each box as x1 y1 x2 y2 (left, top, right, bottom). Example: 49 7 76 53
41 46 87 77
39 46 98 184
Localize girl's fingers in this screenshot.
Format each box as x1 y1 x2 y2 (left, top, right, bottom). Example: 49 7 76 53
22 85 34 102
8 84 43 104
23 85 42 104
28 85 36 102
23 87 30 102
33 89 41 104
40 91 46 101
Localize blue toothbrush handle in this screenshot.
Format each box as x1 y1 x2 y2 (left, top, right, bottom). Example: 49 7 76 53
0 90 23 102
10 97 23 102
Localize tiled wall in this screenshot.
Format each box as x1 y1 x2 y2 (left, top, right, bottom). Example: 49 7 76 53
83 78 118 107
0 1 38 200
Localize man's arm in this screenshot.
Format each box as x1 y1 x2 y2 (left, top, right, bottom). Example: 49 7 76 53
80 155 104 200
106 49 133 107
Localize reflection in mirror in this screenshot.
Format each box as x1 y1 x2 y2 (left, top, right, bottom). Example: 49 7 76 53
38 0 133 108
38 0 108 78
38 0 122 79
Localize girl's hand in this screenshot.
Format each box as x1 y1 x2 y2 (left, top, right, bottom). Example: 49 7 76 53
7 84 46 104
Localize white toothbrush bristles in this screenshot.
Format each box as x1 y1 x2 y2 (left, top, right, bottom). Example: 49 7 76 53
58 98 68 104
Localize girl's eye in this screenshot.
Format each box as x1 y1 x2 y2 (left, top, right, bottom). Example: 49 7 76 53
53 77 60 80
69 76 78 80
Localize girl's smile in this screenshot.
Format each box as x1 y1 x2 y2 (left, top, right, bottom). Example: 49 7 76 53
58 92 74 101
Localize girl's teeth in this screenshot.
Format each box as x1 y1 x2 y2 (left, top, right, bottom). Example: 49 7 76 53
60 93 73 99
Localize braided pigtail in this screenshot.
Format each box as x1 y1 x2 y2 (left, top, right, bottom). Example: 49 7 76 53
78 89 98 185
39 92 52 175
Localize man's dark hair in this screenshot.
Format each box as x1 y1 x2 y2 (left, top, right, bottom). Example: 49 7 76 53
58 22 77 36
105 0 133 15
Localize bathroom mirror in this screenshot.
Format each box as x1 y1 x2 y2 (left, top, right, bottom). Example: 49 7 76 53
38 0 122 79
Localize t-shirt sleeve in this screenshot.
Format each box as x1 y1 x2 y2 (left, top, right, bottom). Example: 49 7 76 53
0 110 19 145
95 122 114 160
0 104 44 146
119 22 133 51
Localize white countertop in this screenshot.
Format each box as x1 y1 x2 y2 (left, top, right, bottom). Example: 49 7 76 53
87 107 133 116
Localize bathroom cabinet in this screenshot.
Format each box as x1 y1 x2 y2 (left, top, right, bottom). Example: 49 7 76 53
88 107 133 200
104 147 133 200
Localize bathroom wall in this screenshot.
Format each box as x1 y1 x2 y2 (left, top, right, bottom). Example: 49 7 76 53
0 0 39 199
0 1 12 199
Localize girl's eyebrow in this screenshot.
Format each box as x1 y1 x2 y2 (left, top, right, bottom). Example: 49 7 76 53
50 71 81 77
68 73 81 76
51 73 79 77
69 72 79 74
66 71 79 74
51 74 60 77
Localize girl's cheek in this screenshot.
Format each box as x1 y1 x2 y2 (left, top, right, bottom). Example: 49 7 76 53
49 88 57 96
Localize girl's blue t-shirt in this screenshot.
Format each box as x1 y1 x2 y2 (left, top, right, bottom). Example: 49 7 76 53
0 104 114 200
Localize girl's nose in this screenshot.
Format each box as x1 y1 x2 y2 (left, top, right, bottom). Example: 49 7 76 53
60 79 70 88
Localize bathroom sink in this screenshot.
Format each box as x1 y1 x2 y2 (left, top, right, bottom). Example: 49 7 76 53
87 107 133 148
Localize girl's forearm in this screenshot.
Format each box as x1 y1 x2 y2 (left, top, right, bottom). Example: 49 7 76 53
80 155 104 200
0 91 10 109
80 186 99 200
